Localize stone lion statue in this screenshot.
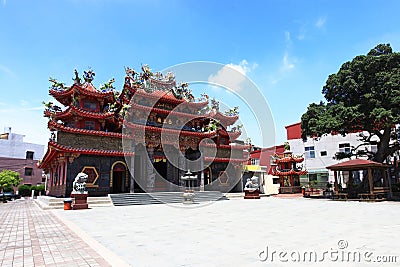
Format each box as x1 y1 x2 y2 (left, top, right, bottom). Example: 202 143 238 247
244 177 259 191
72 172 88 193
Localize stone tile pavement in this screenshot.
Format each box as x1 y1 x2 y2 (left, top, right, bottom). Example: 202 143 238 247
0 199 114 267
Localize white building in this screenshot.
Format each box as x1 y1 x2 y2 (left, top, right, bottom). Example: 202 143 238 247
0 127 45 160
0 127 46 186
285 123 377 187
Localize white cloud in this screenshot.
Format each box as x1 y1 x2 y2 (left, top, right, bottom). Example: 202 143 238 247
315 17 327 29
208 60 256 92
282 52 295 71
297 26 306 40
285 31 292 46
20 100 29 107
268 32 297 85
0 64 16 78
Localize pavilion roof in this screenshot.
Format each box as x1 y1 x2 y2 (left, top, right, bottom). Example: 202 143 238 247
326 159 389 171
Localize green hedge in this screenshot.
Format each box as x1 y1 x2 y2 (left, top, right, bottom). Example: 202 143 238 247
18 184 31 197
31 185 45 196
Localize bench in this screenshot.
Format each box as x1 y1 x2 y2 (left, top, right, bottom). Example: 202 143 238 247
358 193 374 200
373 187 390 199
358 187 390 200
333 193 348 200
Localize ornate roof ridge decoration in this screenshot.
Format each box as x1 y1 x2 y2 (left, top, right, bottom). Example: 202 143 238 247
45 106 115 120
123 65 209 106
131 87 209 107
83 68 95 83
125 122 218 138
210 110 239 126
49 69 116 99
48 121 132 139
218 129 242 140
49 84 116 100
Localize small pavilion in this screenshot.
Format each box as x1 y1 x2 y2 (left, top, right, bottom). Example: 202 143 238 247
326 159 392 199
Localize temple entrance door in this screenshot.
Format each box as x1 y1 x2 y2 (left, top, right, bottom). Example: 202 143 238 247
111 162 127 193
153 160 168 191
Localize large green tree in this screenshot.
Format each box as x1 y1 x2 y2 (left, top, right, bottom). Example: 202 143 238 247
0 170 22 193
301 44 400 163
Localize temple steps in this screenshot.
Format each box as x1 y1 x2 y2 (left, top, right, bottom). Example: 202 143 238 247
109 191 227 206
35 196 113 209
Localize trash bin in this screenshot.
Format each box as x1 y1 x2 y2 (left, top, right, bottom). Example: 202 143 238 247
63 198 73 210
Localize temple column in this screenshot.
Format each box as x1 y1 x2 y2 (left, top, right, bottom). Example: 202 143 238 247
334 171 339 194
200 157 205 191
368 167 374 195
146 147 155 192
178 151 186 187
129 141 135 193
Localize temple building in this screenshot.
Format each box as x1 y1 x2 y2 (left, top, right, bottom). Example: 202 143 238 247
270 143 307 194
39 66 248 196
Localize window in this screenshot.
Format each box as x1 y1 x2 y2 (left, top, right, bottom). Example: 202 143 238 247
339 143 351 154
251 158 260 165
25 167 33 176
305 146 315 158
369 145 378 153
320 151 327 157
85 121 95 130
308 174 317 182
83 100 97 111
26 151 34 160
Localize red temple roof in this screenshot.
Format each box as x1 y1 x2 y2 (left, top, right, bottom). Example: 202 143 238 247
50 83 115 105
274 156 304 163
203 157 248 163
39 141 134 169
48 121 131 139
125 122 218 138
131 88 209 108
199 143 250 150
130 102 207 119
218 129 241 140
45 106 115 120
211 111 239 126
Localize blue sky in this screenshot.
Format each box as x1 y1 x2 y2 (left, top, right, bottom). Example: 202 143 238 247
1 0 400 148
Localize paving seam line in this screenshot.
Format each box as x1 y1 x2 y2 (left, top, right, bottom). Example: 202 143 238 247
48 207 132 267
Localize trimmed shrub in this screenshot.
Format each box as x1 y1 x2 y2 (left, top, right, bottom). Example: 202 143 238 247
31 185 45 196
18 184 31 197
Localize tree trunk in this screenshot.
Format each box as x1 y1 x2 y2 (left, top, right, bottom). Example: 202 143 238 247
373 126 392 163
357 127 392 192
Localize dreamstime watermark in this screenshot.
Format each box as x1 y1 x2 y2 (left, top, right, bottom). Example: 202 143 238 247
258 240 399 264
121 61 275 206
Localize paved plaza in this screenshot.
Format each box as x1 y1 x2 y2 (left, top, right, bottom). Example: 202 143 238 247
1 197 400 266
53 197 400 267
0 200 116 267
